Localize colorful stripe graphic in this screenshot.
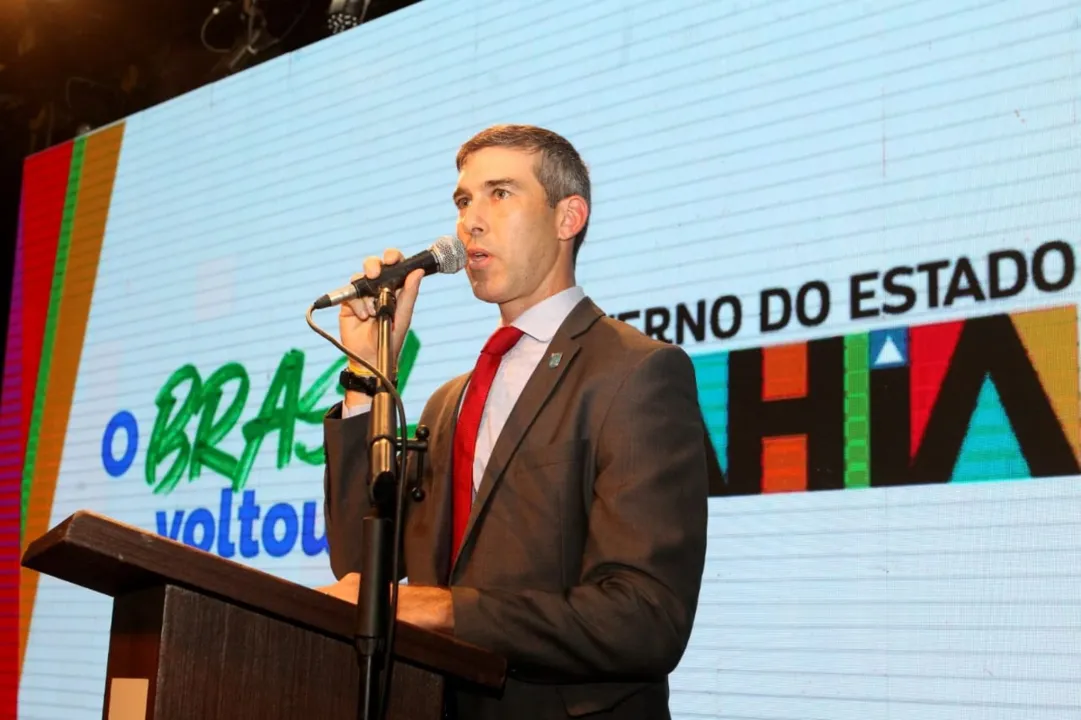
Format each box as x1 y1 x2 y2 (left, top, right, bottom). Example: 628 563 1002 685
0 177 36 717
693 306 1081 496
4 122 126 687
14 141 73 540
1 138 75 717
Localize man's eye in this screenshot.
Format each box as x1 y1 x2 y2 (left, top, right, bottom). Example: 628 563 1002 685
493 188 510 199
455 197 470 209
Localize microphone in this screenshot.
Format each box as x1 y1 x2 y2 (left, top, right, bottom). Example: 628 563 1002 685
326 0 371 34
313 235 467 309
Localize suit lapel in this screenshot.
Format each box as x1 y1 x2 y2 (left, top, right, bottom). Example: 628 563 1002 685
420 374 468 585
451 298 603 579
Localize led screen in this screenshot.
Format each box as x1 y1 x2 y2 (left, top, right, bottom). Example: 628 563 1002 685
7 1 1080 717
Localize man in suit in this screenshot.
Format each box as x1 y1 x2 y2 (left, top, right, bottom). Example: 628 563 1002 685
320 124 715 719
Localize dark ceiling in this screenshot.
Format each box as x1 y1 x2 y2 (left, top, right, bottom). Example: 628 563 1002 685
0 0 421 349
2 0 421 153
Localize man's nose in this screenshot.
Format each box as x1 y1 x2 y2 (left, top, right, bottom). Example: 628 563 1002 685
460 202 488 237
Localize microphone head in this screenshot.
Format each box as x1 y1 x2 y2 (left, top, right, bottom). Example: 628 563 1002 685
430 235 467 274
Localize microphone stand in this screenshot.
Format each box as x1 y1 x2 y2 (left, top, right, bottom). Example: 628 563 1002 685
305 281 431 720
356 286 399 720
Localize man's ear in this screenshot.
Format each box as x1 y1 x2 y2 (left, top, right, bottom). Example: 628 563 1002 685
556 195 589 242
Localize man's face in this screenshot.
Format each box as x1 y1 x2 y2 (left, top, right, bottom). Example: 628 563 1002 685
453 146 563 309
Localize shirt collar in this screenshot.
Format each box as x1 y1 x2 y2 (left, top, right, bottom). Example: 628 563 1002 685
507 286 587 343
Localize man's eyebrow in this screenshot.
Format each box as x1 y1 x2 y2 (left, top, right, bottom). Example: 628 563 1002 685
453 178 522 201
483 178 521 190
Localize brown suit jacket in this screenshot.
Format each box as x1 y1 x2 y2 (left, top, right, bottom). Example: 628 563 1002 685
323 297 717 719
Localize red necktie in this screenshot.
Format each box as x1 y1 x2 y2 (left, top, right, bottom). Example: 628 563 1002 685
451 325 524 559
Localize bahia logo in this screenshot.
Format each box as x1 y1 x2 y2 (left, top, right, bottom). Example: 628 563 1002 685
99 332 422 559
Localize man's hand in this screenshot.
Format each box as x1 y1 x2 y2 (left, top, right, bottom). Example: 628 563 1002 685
396 585 454 633
339 248 424 410
316 574 454 633
316 571 360 602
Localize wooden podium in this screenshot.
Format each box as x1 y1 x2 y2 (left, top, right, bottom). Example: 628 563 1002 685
21 511 506 719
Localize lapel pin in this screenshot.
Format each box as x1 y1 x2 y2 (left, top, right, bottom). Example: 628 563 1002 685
548 352 562 368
